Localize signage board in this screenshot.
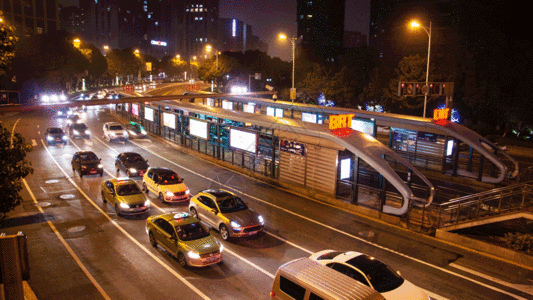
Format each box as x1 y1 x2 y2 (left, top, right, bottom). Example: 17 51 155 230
144 107 154 121
280 140 305 156
163 112 176 129
190 119 208 139
230 128 256 153
132 103 139 116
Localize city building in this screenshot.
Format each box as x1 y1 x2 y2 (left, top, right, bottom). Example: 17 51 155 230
296 0 346 61
182 0 219 60
59 5 87 36
218 18 268 54
344 31 367 48
1 0 59 36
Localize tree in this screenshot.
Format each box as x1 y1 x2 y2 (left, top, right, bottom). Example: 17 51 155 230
0 123 33 220
0 11 19 79
105 48 142 83
197 55 239 83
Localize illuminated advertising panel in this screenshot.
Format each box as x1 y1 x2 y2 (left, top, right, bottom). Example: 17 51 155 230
340 158 351 180
132 103 139 116
350 119 374 136
144 107 154 121
301 112 317 123
206 98 214 106
230 128 256 153
266 107 284 117
190 119 208 139
222 100 233 110
243 103 255 113
163 112 176 129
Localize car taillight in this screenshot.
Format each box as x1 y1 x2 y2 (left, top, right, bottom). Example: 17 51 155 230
269 290 275 298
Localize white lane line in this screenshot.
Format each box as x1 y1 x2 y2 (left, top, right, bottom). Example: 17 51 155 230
32 139 37 147
22 179 112 300
450 263 533 295
39 139 211 300
129 139 530 300
264 231 313 254
224 248 275 279
10 118 20 147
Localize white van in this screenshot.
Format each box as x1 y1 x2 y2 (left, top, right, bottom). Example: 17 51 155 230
270 257 385 300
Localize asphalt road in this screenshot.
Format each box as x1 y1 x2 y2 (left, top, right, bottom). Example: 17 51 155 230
1 98 532 299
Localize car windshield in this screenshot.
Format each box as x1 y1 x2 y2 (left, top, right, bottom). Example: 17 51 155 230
48 128 63 134
125 154 145 163
176 222 210 241
346 255 404 293
80 153 98 161
73 124 87 130
110 125 123 131
158 172 182 184
116 184 142 196
217 196 248 213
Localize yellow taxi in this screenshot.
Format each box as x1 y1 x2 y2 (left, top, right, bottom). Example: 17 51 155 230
146 212 223 267
142 167 190 203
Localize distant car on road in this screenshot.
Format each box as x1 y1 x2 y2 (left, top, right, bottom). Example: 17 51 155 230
45 127 68 145
101 178 150 216
142 167 190 203
65 123 90 139
309 250 429 300
146 212 223 268
189 189 264 241
125 121 148 139
115 152 149 177
103 122 128 142
71 151 103 178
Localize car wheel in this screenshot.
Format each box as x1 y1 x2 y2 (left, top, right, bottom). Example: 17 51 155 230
79 171 83 178
115 204 120 216
158 192 164 202
142 183 148 193
149 232 157 247
101 191 107 203
177 252 187 268
220 224 230 241
190 207 199 220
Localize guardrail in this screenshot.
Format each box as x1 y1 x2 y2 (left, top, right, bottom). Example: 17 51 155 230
409 182 533 230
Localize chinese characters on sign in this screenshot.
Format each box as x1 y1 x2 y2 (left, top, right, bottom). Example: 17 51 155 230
433 108 450 121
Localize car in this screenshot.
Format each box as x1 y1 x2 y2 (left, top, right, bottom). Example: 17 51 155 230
45 127 68 145
142 167 190 203
101 178 150 216
125 121 148 139
115 152 149 177
55 107 72 118
71 151 103 178
309 250 429 300
189 189 264 241
66 114 81 124
65 122 90 139
103 122 128 142
146 212 223 267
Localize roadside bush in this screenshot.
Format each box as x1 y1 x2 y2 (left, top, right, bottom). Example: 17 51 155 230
505 232 533 255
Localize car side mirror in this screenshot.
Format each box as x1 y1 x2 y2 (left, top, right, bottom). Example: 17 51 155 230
397 271 402 276
210 208 218 214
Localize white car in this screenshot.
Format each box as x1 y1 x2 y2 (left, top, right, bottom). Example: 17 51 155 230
309 250 429 300
103 122 128 142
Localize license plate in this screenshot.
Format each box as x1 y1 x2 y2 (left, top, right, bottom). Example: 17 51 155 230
89 170 97 174
205 257 218 263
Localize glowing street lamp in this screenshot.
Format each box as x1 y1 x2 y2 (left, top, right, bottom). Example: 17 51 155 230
278 33 297 102
73 38 81 49
410 20 432 118
205 45 219 70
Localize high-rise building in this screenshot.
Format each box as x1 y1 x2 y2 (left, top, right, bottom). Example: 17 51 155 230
344 31 367 48
182 0 219 60
1 0 59 36
296 0 346 61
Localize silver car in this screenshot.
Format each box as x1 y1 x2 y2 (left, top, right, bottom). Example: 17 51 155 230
189 189 264 240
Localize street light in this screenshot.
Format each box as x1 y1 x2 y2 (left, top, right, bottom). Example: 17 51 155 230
73 38 81 49
278 33 297 102
205 45 219 70
410 20 432 118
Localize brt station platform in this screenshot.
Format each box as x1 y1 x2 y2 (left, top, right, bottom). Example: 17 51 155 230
111 92 521 221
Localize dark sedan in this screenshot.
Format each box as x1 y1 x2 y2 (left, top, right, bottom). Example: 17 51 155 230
65 123 90 139
45 127 68 145
115 152 149 177
71 151 103 178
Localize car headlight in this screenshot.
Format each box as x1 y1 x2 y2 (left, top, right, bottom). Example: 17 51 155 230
219 243 224 252
57 111 63 116
46 136 53 141
123 131 129 138
128 130 136 135
258 215 264 225
85 130 90 134
188 251 200 259
119 202 129 209
51 94 59 102
185 189 190 195
166 191 174 197
60 94 67 101
42 95 50 102
144 200 150 207
73 130 79 135
110 132 116 137
140 130 147 135
62 135 68 140
98 164 103 169
129 168 137 174
230 221 241 228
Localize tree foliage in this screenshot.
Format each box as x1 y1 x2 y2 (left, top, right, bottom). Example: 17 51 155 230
0 11 18 78
0 123 33 220
198 55 239 83
105 48 142 80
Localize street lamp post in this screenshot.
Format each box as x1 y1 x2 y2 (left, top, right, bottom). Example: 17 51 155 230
206 45 220 92
410 20 432 118
278 33 297 102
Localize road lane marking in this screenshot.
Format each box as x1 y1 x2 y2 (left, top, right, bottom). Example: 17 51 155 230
32 139 37 146
22 179 112 300
129 138 531 300
38 139 211 300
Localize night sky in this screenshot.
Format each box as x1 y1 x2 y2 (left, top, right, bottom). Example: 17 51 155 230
59 0 370 61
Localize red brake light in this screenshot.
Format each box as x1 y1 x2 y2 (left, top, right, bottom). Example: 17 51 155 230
269 290 275 297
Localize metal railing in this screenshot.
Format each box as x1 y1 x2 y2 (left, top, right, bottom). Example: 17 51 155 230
410 182 533 229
